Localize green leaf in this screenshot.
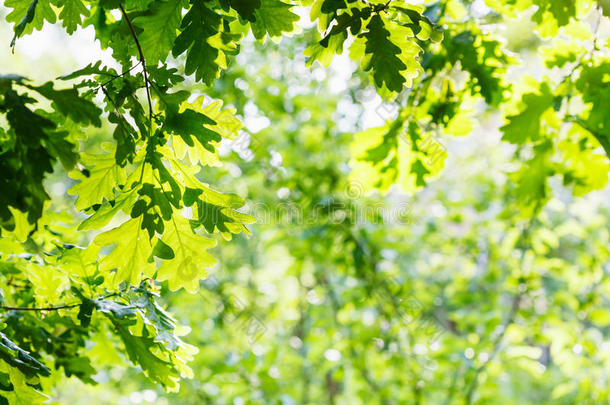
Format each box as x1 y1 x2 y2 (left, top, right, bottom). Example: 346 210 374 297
227 0 261 21
164 109 221 152
29 81 102 127
575 63 610 158
321 0 347 14
182 187 202 207
59 60 113 81
56 357 97 384
131 182 174 239
6 0 56 45
304 7 372 67
131 288 184 350
533 0 575 27
601 0 610 17
172 2 237 85
113 321 180 389
510 139 554 209
10 0 37 47
109 116 137 166
193 199 254 238
250 0 299 41
92 299 137 320
410 159 430 187
152 238 175 260
501 83 554 144
68 150 127 211
100 306 181 390
78 189 137 231
94 218 156 286
77 299 95 327
45 130 78 170
0 367 48 404
444 31 508 105
304 31 347 67
0 89 58 223
0 331 50 378
133 0 186 65
357 15 407 93
157 215 217 292
51 0 89 34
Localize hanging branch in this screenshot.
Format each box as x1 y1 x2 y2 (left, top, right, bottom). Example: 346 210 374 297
118 4 153 121
118 4 157 188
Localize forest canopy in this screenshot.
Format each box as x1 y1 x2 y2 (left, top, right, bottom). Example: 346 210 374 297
1 0 610 403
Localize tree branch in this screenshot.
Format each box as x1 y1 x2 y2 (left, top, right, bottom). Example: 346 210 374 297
0 293 118 313
119 4 153 121
0 303 80 312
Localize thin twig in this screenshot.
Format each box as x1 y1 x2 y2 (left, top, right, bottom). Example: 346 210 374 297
0 303 81 312
0 293 118 312
88 61 142 94
377 0 392 12
118 4 153 121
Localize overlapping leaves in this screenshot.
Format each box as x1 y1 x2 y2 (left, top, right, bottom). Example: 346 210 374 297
0 75 101 224
63 61 255 292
